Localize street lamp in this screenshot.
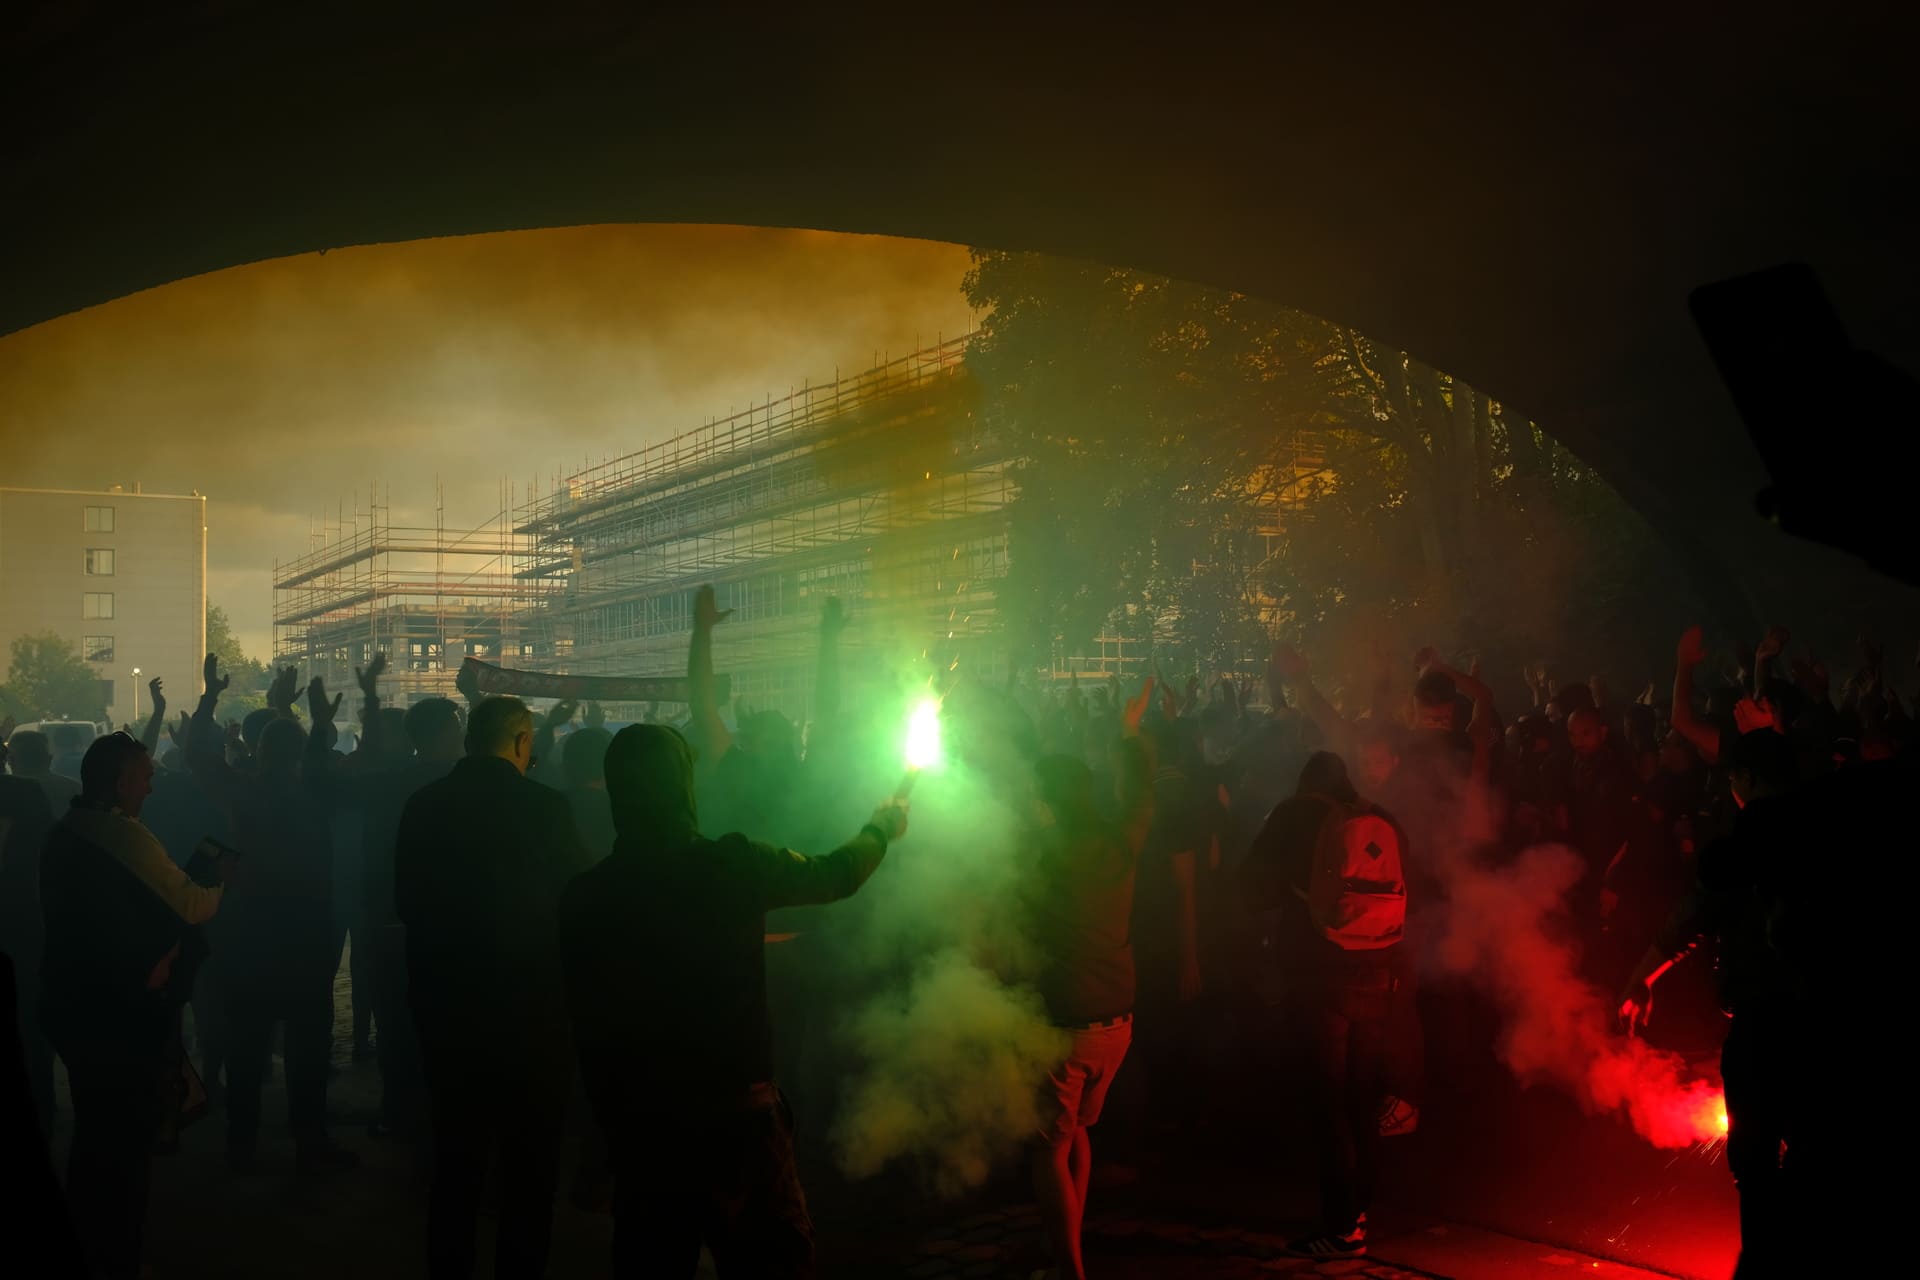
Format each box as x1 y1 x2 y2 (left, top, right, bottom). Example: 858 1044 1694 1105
132 667 141 722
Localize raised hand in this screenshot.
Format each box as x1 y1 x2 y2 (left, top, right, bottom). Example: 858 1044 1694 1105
308 678 344 726
168 710 190 749
694 584 732 630
544 699 579 730
1732 696 1780 736
1412 645 1441 674
585 701 606 729
147 676 166 717
268 666 301 713
356 651 389 700
203 652 231 696
454 659 481 706
1675 625 1707 670
1618 981 1654 1036
867 798 910 843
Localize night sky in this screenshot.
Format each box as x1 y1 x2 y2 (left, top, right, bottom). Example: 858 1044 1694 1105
0 225 976 656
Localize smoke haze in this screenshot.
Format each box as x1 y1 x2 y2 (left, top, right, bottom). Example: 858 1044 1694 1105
0 224 975 656
1425 841 1723 1149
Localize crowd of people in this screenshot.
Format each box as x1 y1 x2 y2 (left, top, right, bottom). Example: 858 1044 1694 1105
2 591 1910 1279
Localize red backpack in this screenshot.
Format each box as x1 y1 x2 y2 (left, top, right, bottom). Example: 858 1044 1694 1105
1304 797 1407 950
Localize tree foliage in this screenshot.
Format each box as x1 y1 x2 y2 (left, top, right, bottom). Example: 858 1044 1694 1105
207 604 269 692
963 250 1693 688
1 632 107 722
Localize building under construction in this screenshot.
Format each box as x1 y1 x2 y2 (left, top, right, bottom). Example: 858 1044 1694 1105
275 333 1340 718
512 335 1008 715
272 490 555 705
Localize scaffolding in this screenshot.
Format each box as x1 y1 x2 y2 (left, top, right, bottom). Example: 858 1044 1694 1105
273 483 555 705
513 334 1010 715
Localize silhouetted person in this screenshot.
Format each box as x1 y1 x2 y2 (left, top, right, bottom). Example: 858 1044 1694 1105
1242 751 1409 1260
7 729 83 814
1620 727 1864 1278
395 695 588 1280
1026 745 1150 1280
362 694 464 1140
560 722 908 1279
40 732 226 1279
2 739 58 1137
190 660 357 1173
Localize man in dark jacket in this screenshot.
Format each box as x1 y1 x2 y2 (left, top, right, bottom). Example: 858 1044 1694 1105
396 695 589 1280
560 722 908 1279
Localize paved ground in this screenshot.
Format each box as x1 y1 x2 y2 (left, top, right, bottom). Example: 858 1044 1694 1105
37 946 1736 1278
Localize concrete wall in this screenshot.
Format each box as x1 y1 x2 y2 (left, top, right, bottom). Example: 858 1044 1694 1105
0 487 206 727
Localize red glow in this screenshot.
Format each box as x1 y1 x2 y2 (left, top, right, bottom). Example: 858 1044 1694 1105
1717 1106 1729 1134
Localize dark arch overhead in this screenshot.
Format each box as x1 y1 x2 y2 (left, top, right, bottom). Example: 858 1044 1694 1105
5 4 1916 622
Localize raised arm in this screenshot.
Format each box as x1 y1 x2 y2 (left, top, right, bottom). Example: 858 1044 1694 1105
139 676 167 755
1419 648 1499 770
1669 625 1722 766
533 699 576 786
756 798 909 910
689 584 733 760
1271 642 1353 755
188 653 240 802
302 677 345 784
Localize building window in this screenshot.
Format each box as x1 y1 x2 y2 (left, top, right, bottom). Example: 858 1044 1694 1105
83 635 115 663
84 548 116 575
83 505 115 532
82 592 115 620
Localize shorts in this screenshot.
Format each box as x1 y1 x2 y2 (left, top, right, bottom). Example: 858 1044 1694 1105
1037 1017 1133 1146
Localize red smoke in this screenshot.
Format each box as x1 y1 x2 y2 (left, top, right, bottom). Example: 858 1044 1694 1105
1426 842 1725 1149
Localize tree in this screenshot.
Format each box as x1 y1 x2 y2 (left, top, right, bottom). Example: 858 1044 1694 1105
1 632 108 722
963 250 1695 690
207 604 269 691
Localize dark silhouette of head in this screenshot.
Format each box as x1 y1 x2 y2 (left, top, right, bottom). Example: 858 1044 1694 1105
603 723 697 846
562 725 613 789
1296 750 1359 805
8 729 53 776
465 696 534 772
1356 727 1402 791
241 707 277 752
404 696 464 762
1567 707 1611 758
80 731 154 818
257 717 308 777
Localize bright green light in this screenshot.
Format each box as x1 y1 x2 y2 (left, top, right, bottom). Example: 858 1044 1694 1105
905 697 943 770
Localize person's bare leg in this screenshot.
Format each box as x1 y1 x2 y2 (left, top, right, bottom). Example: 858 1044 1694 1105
1031 1138 1085 1280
